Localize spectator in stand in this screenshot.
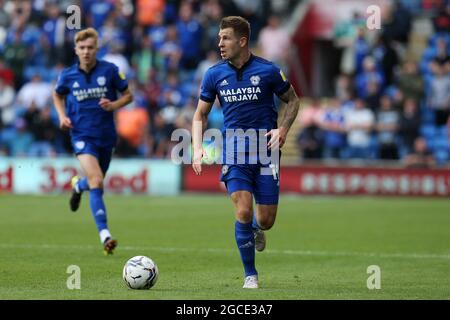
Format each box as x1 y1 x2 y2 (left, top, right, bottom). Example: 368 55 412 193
399 98 421 158
132 36 164 85
355 56 384 99
135 0 166 28
176 1 203 70
41 2 66 65
396 61 424 103
430 37 450 70
159 24 182 72
319 98 347 159
372 35 399 87
403 136 436 168
116 104 150 157
381 0 411 58
432 2 450 34
344 98 375 159
0 78 15 127
296 98 324 159
3 30 28 89
335 73 353 102
376 95 400 160
102 41 131 77
0 58 14 86
199 0 223 53
158 71 187 109
5 118 33 157
147 11 167 52
16 73 53 111
26 106 58 157
333 13 367 75
257 15 290 71
427 63 450 127
0 0 10 30
151 111 174 158
364 81 381 112
84 0 115 30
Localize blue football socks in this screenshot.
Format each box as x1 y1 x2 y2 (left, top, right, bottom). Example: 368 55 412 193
77 177 90 192
251 210 260 231
235 221 257 277
89 188 108 232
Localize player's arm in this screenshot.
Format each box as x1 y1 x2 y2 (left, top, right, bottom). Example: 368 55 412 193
267 85 300 149
52 91 73 130
99 87 133 112
192 99 214 175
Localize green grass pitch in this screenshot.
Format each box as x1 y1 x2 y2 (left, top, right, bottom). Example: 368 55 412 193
0 194 449 300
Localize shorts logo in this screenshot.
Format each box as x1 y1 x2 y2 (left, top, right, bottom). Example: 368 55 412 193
119 72 126 80
97 76 106 86
222 165 229 175
250 75 260 86
75 141 85 150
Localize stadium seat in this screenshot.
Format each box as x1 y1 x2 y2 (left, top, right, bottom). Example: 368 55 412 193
433 136 448 150
420 124 436 139
434 149 449 165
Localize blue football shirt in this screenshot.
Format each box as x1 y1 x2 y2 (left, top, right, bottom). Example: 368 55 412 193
55 60 128 147
199 54 290 164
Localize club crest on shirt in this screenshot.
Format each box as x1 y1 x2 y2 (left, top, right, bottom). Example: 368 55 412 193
97 76 106 86
75 141 85 150
250 75 260 86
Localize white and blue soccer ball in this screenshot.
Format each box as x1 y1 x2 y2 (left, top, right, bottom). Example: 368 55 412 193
123 255 159 290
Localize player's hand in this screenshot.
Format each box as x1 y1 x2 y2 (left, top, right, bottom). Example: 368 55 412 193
99 98 116 111
265 127 287 149
59 116 73 131
192 148 207 175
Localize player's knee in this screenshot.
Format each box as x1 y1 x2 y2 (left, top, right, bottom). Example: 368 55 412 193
258 216 275 230
87 175 104 189
236 208 253 223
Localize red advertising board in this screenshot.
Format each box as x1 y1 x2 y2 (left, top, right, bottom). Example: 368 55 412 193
183 165 450 197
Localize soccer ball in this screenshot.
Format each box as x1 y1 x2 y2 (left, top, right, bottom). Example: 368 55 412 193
123 255 159 290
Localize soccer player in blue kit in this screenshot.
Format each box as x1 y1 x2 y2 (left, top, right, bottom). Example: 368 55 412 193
192 16 300 288
53 28 133 255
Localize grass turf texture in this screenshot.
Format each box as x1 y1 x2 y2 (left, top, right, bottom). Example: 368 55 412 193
0 194 448 300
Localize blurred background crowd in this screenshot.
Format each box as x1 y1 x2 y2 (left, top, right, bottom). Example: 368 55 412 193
0 0 448 168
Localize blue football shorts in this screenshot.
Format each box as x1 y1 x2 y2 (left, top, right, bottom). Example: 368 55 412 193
71 138 114 174
220 163 280 205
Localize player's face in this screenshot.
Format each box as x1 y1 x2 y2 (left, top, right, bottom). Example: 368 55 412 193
75 37 98 66
218 28 243 61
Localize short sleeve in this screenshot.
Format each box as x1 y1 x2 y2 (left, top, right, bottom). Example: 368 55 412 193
199 68 216 103
270 64 290 97
111 64 128 92
54 70 70 95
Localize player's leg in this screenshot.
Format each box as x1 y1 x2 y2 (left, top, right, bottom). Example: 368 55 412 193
77 153 116 254
227 180 259 289
253 164 280 251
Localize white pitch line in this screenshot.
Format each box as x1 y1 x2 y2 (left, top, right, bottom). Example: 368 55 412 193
0 243 449 260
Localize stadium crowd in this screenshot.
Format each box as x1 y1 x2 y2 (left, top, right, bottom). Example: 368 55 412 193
0 0 448 167
0 0 295 158
296 0 449 167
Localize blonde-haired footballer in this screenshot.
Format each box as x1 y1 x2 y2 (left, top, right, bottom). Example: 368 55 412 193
53 27 133 254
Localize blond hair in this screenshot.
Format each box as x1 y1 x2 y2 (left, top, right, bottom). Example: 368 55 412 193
74 28 99 46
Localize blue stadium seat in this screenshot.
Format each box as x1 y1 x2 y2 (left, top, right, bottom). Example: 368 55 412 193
421 108 435 125
434 149 449 165
433 136 448 150
420 124 436 140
